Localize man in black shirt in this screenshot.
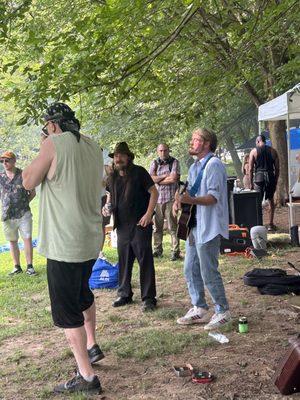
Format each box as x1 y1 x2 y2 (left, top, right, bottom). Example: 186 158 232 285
103 142 158 311
249 134 280 231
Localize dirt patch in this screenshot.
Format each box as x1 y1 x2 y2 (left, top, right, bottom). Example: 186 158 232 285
0 240 300 399
264 205 289 233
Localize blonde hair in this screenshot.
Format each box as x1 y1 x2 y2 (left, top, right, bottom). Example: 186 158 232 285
192 128 218 152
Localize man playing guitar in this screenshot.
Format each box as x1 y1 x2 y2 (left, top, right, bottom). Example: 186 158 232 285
173 128 231 329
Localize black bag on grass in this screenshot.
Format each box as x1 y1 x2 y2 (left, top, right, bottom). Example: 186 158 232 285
258 284 300 296
243 268 300 296
243 268 287 287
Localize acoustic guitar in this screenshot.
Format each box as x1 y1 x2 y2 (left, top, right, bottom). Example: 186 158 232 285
176 181 196 241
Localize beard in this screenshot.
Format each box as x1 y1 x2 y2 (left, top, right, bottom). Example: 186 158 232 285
115 161 130 171
189 147 198 156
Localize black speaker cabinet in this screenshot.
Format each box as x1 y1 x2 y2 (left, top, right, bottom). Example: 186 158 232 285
230 191 263 230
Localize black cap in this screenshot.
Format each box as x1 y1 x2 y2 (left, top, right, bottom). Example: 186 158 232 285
44 102 76 122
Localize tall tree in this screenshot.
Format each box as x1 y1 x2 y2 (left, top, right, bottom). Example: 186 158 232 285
0 0 299 202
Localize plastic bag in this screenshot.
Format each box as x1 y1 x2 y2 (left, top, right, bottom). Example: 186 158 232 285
89 258 119 289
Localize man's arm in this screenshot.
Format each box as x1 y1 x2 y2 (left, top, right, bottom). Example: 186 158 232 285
158 159 180 185
159 173 180 185
102 192 112 217
22 138 55 190
248 148 257 189
28 189 36 202
180 192 217 206
138 185 158 227
149 160 166 184
151 174 167 184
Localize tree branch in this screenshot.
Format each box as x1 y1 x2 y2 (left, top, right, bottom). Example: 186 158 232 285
120 4 199 80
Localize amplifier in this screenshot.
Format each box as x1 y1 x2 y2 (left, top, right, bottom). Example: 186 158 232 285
230 191 263 230
220 225 252 254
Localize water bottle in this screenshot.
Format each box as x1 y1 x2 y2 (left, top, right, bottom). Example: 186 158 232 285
233 179 238 193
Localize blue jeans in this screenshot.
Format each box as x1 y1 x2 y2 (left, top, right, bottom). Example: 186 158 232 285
184 229 229 313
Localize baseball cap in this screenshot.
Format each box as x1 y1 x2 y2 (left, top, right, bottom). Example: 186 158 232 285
0 151 16 160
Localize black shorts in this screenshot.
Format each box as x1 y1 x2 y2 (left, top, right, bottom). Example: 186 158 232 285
47 258 95 329
254 179 276 200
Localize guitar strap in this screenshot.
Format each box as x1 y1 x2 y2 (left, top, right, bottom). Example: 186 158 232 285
189 154 214 197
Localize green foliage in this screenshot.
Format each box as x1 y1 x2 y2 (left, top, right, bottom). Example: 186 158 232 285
0 0 299 162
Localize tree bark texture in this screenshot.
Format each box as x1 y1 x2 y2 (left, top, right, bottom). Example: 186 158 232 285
268 120 288 205
224 134 243 182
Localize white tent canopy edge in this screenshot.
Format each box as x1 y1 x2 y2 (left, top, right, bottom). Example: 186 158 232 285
258 83 300 229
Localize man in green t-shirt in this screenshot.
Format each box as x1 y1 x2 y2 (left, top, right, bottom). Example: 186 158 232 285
23 103 103 395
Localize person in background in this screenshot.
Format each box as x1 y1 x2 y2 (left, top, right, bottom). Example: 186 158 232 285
249 134 280 231
149 143 181 261
22 102 103 395
242 153 251 189
103 142 158 311
0 151 36 275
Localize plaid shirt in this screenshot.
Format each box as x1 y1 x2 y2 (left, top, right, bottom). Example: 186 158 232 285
149 158 180 204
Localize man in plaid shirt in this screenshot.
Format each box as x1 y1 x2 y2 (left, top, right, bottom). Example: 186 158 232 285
149 144 181 261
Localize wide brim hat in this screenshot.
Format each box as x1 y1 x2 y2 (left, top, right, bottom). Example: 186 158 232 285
109 142 135 159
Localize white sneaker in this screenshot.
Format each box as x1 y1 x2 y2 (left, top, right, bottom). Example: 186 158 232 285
177 306 208 325
204 311 231 330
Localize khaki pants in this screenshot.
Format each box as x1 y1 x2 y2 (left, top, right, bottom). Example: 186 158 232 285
153 201 179 254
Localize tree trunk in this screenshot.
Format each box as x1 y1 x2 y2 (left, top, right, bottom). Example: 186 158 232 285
224 133 243 181
268 120 288 205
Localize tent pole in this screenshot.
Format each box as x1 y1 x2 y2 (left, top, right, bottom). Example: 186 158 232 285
286 97 294 230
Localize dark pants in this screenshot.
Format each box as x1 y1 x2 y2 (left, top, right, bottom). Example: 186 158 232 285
117 223 156 301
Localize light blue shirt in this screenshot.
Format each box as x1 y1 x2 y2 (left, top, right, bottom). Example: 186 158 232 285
188 153 229 244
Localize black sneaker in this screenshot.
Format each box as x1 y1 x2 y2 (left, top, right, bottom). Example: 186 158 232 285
112 297 133 307
141 299 157 312
153 251 163 258
88 344 105 364
53 372 102 394
8 265 22 276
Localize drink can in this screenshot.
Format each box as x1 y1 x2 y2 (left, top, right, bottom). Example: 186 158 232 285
238 316 248 333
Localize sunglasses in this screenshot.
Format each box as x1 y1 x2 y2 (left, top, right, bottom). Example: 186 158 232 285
41 121 51 137
0 158 13 164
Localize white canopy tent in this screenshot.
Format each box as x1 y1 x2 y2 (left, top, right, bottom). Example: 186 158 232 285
258 83 300 228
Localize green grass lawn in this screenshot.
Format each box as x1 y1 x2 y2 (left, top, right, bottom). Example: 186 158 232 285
0 209 298 399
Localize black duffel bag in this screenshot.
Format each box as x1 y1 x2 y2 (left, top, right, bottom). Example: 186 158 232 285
243 268 300 296
258 283 300 295
243 268 287 287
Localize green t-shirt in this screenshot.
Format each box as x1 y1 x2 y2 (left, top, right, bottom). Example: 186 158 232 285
38 132 103 262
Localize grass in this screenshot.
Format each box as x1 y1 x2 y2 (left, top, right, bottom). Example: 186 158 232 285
0 251 52 343
1 207 299 399
102 329 212 361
